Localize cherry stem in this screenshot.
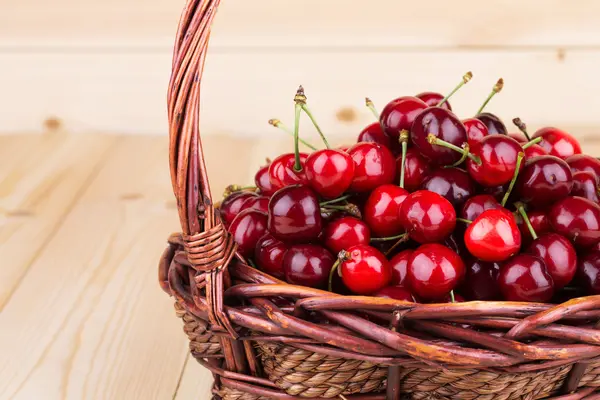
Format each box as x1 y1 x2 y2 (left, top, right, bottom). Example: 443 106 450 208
515 202 538 240
427 134 481 164
447 143 471 168
456 218 473 224
438 71 473 107
522 137 542 150
320 195 351 206
248 258 257 269
295 87 330 149
512 117 531 142
366 98 380 120
399 130 409 188
371 233 409 242
224 185 257 197
385 234 411 256
501 152 525 207
328 251 351 292
269 119 317 151
476 78 504 115
321 204 362 218
450 290 456 303
293 87 304 172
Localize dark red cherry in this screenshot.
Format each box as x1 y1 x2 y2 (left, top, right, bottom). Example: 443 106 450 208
348 143 396 192
340 245 392 295
577 252 600 295
443 230 469 259
283 244 334 289
305 149 355 199
407 243 465 301
358 122 392 150
572 171 600 203
517 156 573 206
240 196 270 214
527 233 577 289
255 234 288 279
461 194 501 221
228 209 268 258
380 96 428 141
374 286 416 302
467 135 523 187
421 167 475 209
411 107 468 166
524 144 547 158
389 249 412 287
400 190 456 243
533 127 582 159
268 185 322 242
364 184 408 237
323 216 371 254
517 210 551 246
396 148 431 192
549 196 600 248
476 112 507 135
268 153 309 190
465 209 521 262
566 154 600 183
255 164 277 196
499 254 554 302
462 117 489 147
220 191 259 226
460 259 501 301
415 91 452 110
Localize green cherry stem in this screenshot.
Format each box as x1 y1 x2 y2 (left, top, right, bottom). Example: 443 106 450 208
319 195 352 206
438 71 473 107
296 87 330 149
269 119 317 150
385 234 411 256
522 137 543 150
477 78 504 115
371 233 409 242
293 87 304 172
450 290 456 303
501 152 525 207
512 117 531 142
328 251 350 292
515 202 538 240
427 134 481 164
366 97 380 120
399 130 409 188
447 143 471 168
456 218 473 224
321 204 362 218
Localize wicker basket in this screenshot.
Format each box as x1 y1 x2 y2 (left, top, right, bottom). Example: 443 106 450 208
159 1 600 398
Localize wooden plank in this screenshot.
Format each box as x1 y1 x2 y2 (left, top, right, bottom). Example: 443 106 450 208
173 356 214 399
0 132 116 309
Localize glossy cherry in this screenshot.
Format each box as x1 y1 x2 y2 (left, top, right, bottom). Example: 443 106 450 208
467 135 523 187
339 245 392 295
400 190 456 243
255 234 288 279
380 96 428 142
524 144 547 158
415 91 452 110
577 252 600 295
571 171 600 203
527 233 577 289
549 196 600 248
305 149 355 199
364 184 408 237
517 156 573 206
476 112 507 135
389 249 412 287
461 194 501 221
421 167 476 209
240 195 270 214
498 254 554 302
228 209 268 258
220 191 259 226
283 244 335 289
566 154 600 183
268 185 322 242
268 152 309 190
463 118 489 147
323 216 371 255
407 244 465 301
509 132 528 143
460 259 501 301
518 210 551 246
465 209 521 262
255 164 277 196
348 143 396 192
374 286 416 302
358 122 392 150
396 148 431 192
533 127 582 159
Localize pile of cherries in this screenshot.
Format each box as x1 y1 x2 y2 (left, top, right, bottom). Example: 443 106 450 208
220 74 600 304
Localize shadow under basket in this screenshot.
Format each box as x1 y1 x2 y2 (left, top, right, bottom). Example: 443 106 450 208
160 1 600 398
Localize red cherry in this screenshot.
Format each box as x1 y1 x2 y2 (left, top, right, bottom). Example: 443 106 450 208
389 249 412 286
533 127 581 159
421 167 476 209
527 233 577 289
255 234 288 279
374 286 416 302
255 164 277 196
268 153 309 191
465 209 521 262
407 243 465 301
400 190 456 243
396 148 431 192
305 149 355 199
268 185 322 242
228 209 268 258
509 132 528 143
358 122 392 150
340 245 392 295
499 255 554 302
415 91 452 110
323 216 371 254
476 113 508 135
220 191 259 226
517 156 573 206
364 184 408 237
380 96 428 142
460 259 501 301
566 154 600 183
577 252 600 295
348 143 396 192
240 196 269 214
467 135 523 187
571 171 600 203
461 194 501 221
463 118 489 147
524 144 547 158
517 210 551 246
283 244 334 289
549 196 600 248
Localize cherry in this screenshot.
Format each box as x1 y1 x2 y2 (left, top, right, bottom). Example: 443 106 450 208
566 154 600 183
509 133 528 143
268 153 309 190
577 252 600 295
498 254 554 302
517 210 551 246
533 127 582 159
460 259 501 301
396 148 431 192
524 144 547 158
364 184 408 237
255 164 277 196
255 234 288 279
337 245 392 295
358 122 392 150
461 194 501 221
220 191 259 226
415 92 452 110
323 216 371 254
228 209 268 258
283 244 335 289
374 286 416 302
465 209 521 262
400 190 456 243
467 135 524 187
528 233 577 289
389 249 412 286
240 195 269 214
421 167 476 209
571 171 600 203
268 185 322 242
476 113 508 135
517 156 573 206
592 242 600 253
407 243 465 301
549 196 600 248
443 230 469 259
305 149 355 199
462 118 489 147
348 143 396 192
380 96 428 142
